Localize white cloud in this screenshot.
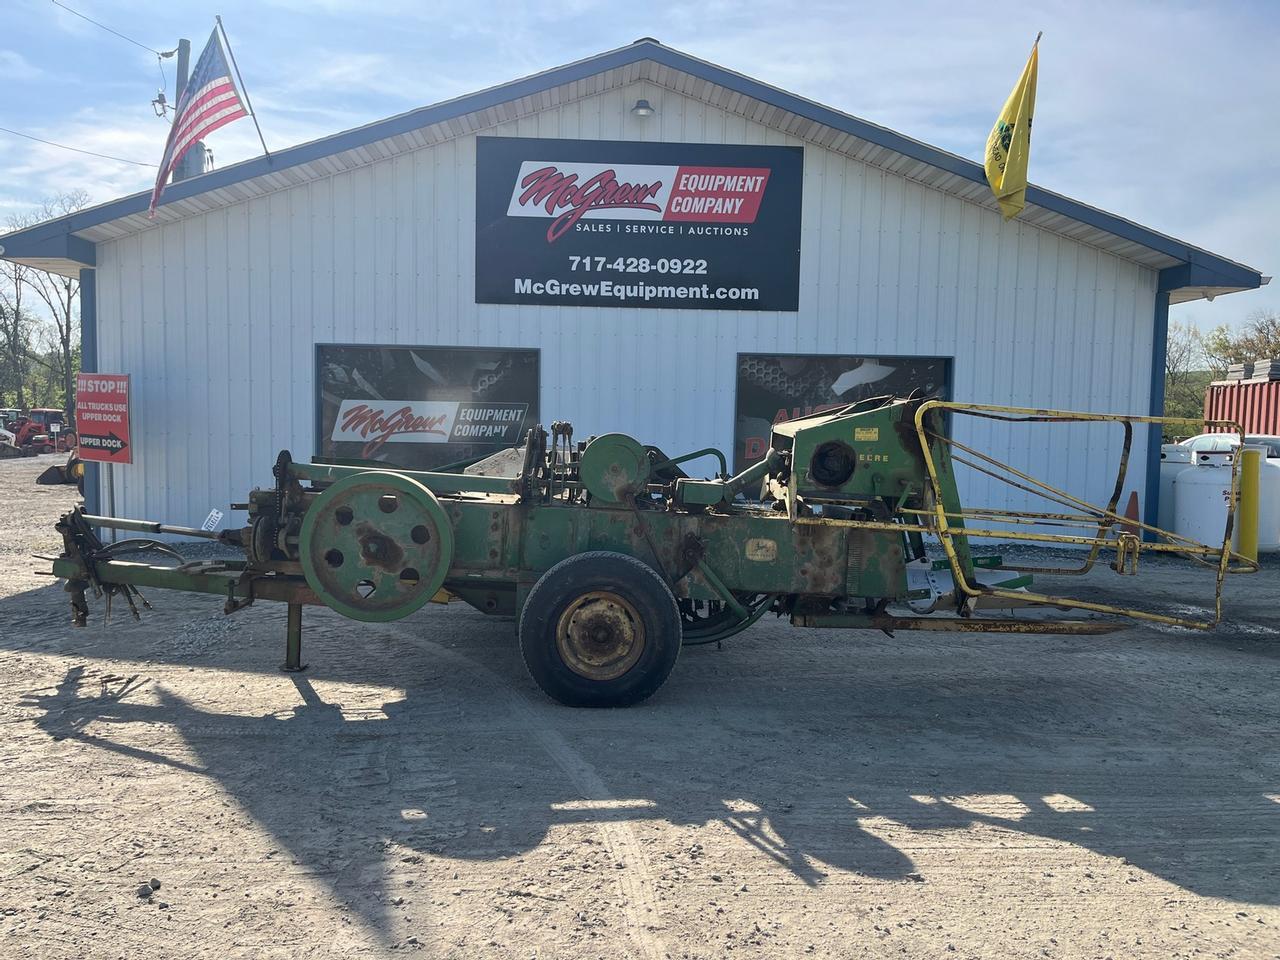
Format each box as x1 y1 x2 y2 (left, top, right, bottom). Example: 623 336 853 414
0 50 42 80
266 51 409 101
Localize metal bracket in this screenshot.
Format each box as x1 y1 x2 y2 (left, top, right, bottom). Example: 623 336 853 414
1113 533 1141 575
224 571 256 614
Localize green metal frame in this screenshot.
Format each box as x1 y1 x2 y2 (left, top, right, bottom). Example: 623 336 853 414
47 396 1259 678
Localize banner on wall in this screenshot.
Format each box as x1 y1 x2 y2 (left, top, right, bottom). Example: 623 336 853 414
733 354 952 474
316 345 539 469
475 136 804 311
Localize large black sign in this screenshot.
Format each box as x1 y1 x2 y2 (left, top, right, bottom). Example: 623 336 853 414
476 136 803 311
316 344 539 470
734 353 952 474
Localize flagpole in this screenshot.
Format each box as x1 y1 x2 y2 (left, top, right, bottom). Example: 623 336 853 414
215 15 272 164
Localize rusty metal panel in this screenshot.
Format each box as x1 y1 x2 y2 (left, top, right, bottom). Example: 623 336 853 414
1205 381 1280 435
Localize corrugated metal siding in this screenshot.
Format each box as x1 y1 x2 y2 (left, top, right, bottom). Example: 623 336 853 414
1205 381 1280 435
95 81 1157 528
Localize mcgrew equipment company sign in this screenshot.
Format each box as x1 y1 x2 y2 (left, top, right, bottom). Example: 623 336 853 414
315 344 539 471
476 136 803 311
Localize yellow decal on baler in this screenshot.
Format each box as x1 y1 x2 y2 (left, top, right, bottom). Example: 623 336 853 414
854 426 879 441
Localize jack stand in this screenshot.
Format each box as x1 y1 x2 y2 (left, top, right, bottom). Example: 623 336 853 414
281 603 308 672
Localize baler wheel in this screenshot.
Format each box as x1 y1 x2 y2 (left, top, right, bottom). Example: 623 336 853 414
679 593 772 646
519 551 680 707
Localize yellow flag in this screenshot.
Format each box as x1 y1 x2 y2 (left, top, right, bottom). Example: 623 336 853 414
985 37 1039 220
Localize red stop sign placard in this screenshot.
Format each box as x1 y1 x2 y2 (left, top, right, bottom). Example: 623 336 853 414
75 373 132 464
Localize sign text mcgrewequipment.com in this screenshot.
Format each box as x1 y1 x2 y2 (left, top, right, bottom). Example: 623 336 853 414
75 373 132 464
476 137 803 311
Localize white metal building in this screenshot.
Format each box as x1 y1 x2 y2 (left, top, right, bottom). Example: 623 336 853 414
0 39 1263 529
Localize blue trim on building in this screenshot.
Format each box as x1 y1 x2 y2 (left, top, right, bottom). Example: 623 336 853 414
1157 257 1260 293
1144 281 1173 538
0 230 95 266
79 267 100 516
0 39 1265 294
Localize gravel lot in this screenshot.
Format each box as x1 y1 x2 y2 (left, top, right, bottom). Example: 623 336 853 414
1 453 1277 959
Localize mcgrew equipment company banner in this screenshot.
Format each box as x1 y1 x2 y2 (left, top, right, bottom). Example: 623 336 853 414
475 136 803 311
316 345 539 470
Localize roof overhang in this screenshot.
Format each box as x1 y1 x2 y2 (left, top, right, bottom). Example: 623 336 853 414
0 39 1264 300
1160 260 1270 305
0 230 94 278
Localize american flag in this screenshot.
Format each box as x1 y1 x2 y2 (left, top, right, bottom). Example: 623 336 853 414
148 27 248 216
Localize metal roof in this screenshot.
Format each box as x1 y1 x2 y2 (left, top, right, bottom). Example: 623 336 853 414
0 38 1263 301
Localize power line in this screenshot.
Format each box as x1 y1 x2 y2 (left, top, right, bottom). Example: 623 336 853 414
0 126 156 166
48 1 175 109
48 0 162 55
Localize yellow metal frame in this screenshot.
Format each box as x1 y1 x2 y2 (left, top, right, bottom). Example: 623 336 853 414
909 401 1258 630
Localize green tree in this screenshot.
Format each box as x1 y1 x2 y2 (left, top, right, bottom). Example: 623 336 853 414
1164 320 1204 422
23 191 89 417
1201 309 1280 378
0 192 89 413
0 241 36 410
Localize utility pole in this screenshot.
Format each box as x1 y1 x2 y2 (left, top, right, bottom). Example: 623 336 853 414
171 38 206 182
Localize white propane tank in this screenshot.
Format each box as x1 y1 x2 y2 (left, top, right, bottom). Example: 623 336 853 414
1172 452 1237 549
1158 444 1193 533
1245 445 1280 552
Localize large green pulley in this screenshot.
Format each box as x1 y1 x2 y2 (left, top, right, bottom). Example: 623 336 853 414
579 433 650 502
299 471 454 622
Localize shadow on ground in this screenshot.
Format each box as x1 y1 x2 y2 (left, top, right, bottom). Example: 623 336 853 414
11 582 1279 940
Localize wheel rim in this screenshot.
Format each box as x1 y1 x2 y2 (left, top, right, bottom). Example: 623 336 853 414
679 594 772 645
555 590 646 681
298 471 453 622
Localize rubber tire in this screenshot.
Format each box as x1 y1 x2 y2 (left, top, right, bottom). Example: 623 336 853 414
66 456 83 494
519 551 681 708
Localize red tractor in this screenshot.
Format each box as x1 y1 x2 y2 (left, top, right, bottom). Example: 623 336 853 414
2 408 75 455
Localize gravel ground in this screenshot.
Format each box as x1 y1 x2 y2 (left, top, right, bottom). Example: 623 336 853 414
0 453 1277 959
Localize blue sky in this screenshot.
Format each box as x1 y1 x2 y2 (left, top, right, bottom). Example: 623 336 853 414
1 0 1275 329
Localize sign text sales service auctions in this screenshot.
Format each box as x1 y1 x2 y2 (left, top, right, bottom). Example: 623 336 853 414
475 137 803 311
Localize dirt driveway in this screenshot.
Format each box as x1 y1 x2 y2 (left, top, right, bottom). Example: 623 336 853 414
1 454 1277 959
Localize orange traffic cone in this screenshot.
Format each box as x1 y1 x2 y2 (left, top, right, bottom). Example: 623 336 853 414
1121 491 1140 536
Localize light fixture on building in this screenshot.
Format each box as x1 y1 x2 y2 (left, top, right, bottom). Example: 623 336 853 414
631 98 655 118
